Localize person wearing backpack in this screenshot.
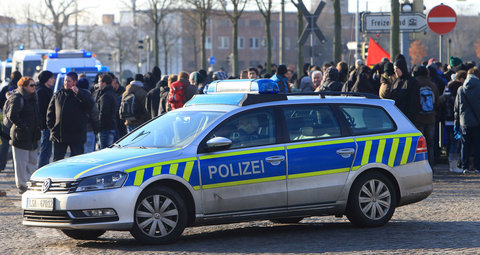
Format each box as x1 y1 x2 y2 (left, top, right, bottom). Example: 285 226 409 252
413 65 439 167
120 74 148 132
168 71 196 110
5 77 41 194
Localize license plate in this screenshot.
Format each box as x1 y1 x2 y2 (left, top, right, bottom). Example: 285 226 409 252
26 198 54 211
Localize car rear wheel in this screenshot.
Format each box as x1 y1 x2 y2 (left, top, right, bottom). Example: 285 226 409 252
346 172 396 227
130 186 187 244
270 217 304 224
61 229 106 240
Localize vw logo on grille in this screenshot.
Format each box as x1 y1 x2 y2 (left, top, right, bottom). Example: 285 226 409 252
42 178 52 193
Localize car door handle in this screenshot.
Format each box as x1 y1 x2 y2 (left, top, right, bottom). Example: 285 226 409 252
265 155 285 166
336 148 355 158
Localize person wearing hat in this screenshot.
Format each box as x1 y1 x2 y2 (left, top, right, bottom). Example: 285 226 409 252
413 65 439 167
390 54 421 123
444 56 463 82
379 62 395 99
36 70 55 168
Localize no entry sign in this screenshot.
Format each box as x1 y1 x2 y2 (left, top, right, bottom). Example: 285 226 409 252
427 4 457 34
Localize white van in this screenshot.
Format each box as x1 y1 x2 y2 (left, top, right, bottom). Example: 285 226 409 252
43 50 100 75
12 49 52 77
0 59 12 89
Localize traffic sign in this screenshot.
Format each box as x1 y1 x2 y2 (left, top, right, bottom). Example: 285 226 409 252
427 4 457 35
297 1 326 45
362 12 427 33
209 56 216 65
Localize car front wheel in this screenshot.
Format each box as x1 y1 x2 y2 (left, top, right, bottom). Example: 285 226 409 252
346 172 397 227
130 186 188 244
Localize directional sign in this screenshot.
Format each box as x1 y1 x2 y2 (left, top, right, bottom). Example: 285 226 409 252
427 4 457 35
209 56 216 65
297 1 326 45
362 12 427 33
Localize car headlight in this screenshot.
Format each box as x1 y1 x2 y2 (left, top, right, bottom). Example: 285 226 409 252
75 172 127 192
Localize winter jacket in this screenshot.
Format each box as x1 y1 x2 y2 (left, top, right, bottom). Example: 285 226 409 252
35 82 53 130
270 74 290 93
184 80 198 102
122 81 149 126
158 86 170 115
390 55 420 123
415 75 440 125
317 67 343 92
6 87 40 150
145 81 164 119
379 74 396 99
94 84 118 131
299 76 314 92
46 88 95 144
0 79 19 111
454 74 480 128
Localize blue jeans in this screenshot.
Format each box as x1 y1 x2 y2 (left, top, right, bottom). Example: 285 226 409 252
84 131 96 153
37 129 52 168
126 125 138 133
97 130 116 149
460 126 480 170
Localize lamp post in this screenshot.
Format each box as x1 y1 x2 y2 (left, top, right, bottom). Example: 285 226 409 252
400 0 412 66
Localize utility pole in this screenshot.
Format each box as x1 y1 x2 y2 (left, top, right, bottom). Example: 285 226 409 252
390 0 400 60
74 0 78 49
355 0 361 61
279 0 285 64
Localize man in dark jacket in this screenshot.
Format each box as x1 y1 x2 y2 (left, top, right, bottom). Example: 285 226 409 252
94 73 118 149
46 72 95 161
319 66 343 92
145 75 167 119
35 70 55 168
389 54 420 123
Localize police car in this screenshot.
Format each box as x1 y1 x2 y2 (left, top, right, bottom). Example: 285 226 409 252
22 79 433 244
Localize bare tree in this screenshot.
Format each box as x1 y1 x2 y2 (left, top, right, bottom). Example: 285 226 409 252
44 0 81 49
290 0 303 77
144 0 173 68
184 0 214 70
332 0 341 63
255 0 273 75
159 14 181 74
219 0 247 76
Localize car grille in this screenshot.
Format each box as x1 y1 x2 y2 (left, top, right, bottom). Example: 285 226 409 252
27 180 79 193
23 210 71 223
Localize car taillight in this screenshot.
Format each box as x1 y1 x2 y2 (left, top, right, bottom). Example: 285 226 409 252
416 136 427 153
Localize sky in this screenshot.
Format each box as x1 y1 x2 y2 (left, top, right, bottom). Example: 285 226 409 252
1 0 479 25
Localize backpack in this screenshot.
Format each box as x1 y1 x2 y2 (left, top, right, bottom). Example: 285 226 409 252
3 91 24 129
419 86 434 114
168 81 186 110
119 93 137 121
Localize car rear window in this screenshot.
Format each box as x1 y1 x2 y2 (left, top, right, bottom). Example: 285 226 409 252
339 105 395 135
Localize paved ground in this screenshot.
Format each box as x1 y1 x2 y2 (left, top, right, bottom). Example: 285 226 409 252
1 160 480 254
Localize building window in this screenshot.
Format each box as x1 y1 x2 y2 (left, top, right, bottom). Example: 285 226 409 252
249 37 260 49
250 19 261 27
238 37 245 49
219 36 229 49
206 37 212 49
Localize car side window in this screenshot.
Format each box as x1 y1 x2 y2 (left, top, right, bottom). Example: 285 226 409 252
282 105 341 141
339 105 395 135
209 109 276 149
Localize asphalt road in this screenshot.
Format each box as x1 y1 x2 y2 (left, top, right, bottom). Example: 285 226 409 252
1 161 479 254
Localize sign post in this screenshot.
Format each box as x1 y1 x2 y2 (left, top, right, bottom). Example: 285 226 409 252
297 1 327 65
427 4 457 63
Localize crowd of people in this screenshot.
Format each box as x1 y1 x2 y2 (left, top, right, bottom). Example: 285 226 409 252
0 53 479 195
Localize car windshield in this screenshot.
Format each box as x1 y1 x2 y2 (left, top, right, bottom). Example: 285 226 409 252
116 110 224 148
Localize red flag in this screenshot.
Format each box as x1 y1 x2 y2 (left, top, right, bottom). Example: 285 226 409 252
366 37 390 67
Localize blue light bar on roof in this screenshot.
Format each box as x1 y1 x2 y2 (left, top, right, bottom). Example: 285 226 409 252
6 59 11 63
206 79 279 94
49 53 58 58
83 51 93 58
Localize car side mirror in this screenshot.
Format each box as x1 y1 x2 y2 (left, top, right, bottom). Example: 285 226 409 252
206 137 232 151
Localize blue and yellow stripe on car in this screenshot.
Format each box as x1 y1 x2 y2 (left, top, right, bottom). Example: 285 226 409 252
123 157 200 187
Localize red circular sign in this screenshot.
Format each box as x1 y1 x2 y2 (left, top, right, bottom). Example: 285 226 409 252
427 4 457 35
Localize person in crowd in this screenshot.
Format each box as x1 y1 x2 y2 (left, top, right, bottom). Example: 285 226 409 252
35 70 55 168
454 67 480 174
143 72 156 92
439 70 467 173
94 74 118 149
159 74 177 114
247 67 258 79
151 66 162 86
109 73 126 140
145 75 168 118
427 62 447 95
413 65 439 167
213 71 227 81
311 70 323 91
270 64 289 94
297 63 314 92
444 56 463 82
389 54 420 123
317 66 343 92
379 62 396 99
350 65 376 95
0 71 22 172
240 70 248 79
286 68 298 93
121 74 149 133
78 78 99 153
47 72 95 161
5 77 40 194
336 61 349 83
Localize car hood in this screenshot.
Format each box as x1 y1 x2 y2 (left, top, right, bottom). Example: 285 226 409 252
31 148 183 180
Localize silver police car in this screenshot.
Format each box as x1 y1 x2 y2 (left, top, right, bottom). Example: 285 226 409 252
22 79 433 244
